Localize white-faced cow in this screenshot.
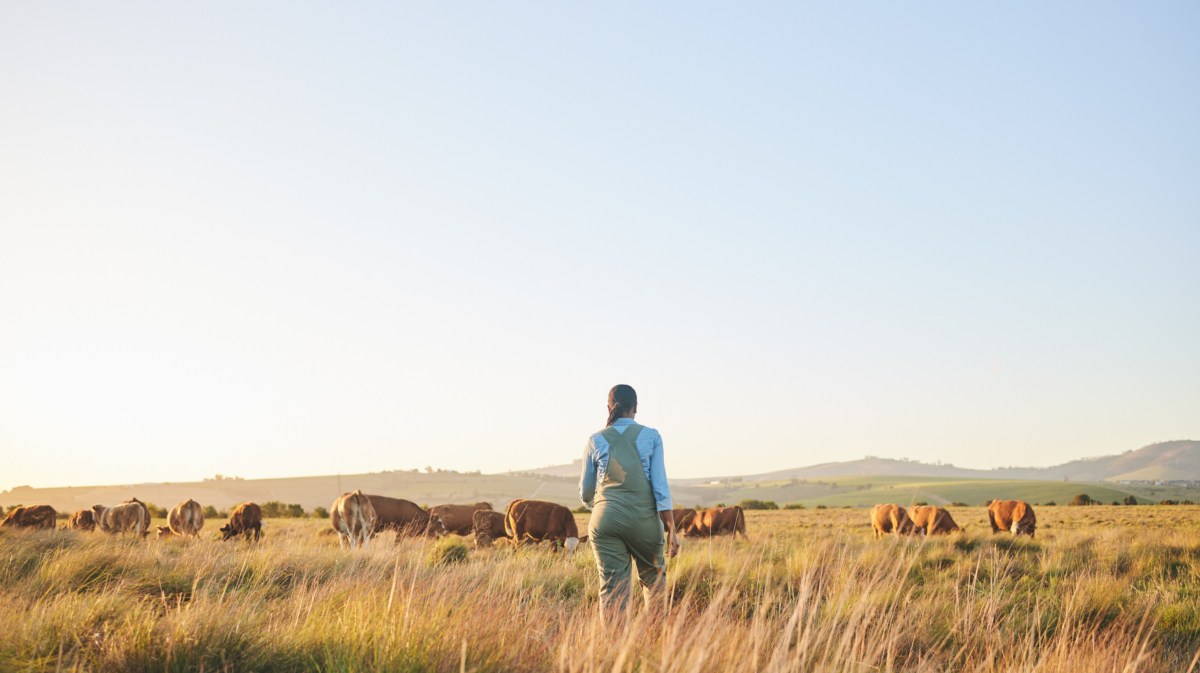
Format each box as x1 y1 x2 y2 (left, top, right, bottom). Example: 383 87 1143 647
504 499 583 556
988 500 1036 538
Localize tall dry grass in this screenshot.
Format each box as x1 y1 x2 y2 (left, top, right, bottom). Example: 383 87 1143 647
1 507 1198 672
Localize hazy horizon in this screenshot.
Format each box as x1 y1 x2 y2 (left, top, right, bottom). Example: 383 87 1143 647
3 4 1198 492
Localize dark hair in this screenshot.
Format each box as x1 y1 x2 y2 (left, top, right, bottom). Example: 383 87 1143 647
606 384 638 426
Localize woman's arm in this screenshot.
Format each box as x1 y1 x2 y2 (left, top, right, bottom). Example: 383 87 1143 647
579 439 598 507
650 432 679 557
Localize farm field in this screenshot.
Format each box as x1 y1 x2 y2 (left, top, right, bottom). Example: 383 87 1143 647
2 507 1199 672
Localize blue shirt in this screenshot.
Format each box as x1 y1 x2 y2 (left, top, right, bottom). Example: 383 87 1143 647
579 418 672 512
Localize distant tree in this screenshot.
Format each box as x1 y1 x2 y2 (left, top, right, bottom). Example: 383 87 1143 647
261 501 305 518
914 501 929 507
312 506 330 519
572 505 589 514
1159 499 1180 506
1069 494 1094 507
202 505 220 519
982 499 993 507
144 502 169 518
739 499 779 510
815 504 827 510
1183 500 1196 505
950 502 969 507
1122 495 1138 506
1044 501 1057 506
782 503 805 510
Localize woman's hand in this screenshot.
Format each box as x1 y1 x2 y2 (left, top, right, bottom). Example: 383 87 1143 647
667 532 680 558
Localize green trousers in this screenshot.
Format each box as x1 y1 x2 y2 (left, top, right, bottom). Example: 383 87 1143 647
589 502 665 611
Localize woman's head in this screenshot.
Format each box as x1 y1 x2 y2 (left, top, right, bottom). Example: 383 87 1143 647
606 384 637 426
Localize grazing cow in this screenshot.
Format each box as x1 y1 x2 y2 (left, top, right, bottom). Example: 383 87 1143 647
687 506 748 539
92 500 150 536
366 495 447 539
167 499 205 538
428 502 492 536
908 505 962 536
2 505 57 530
67 509 96 532
988 500 1036 538
156 525 180 540
504 499 583 555
220 502 263 542
472 510 509 547
331 490 378 549
669 508 698 535
870 504 915 539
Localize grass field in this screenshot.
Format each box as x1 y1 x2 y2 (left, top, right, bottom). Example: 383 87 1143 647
2 506 1199 672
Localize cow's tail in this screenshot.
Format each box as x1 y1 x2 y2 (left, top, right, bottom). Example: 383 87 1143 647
354 491 372 549
736 506 748 540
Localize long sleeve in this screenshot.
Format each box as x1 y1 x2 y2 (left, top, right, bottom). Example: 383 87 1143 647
648 431 672 511
579 440 598 508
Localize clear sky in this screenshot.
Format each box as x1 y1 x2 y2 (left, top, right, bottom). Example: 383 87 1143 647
1 3 1198 490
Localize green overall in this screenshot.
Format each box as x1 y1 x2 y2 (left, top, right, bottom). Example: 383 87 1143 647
588 423 666 611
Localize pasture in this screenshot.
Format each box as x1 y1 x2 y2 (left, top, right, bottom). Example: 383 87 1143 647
2 506 1199 672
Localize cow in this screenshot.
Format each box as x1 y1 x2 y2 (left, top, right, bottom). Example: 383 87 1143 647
870 504 915 539
92 500 150 536
167 499 205 538
908 505 962 536
331 490 378 549
472 510 509 547
504 499 583 556
988 499 1036 538
366 495 447 539
687 506 748 539
669 508 698 536
2 505 57 530
220 502 263 542
66 509 96 532
156 525 180 540
428 502 492 537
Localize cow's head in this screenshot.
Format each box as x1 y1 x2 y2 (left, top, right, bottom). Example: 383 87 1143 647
219 524 236 541
427 513 448 538
156 526 174 540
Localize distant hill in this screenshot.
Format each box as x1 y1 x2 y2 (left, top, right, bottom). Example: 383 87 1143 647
3 441 1195 515
672 440 1200 484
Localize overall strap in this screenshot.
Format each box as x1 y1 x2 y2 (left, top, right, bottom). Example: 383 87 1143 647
602 423 643 450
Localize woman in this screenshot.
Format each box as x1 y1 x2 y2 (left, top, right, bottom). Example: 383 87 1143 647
579 384 680 612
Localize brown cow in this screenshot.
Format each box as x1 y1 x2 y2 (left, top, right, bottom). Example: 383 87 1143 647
220 502 263 541
331 490 378 549
870 504 915 539
93 500 149 536
687 506 748 539
67 509 96 532
669 508 698 535
472 510 509 547
988 500 1036 538
366 495 447 539
156 525 180 540
167 499 205 538
2 505 57 530
429 502 492 536
505 499 582 555
908 505 962 536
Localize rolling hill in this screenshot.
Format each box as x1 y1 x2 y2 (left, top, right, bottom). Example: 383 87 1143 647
3 441 1195 514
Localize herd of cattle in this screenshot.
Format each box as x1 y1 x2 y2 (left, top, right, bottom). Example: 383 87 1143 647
870 500 1037 538
0 496 1039 550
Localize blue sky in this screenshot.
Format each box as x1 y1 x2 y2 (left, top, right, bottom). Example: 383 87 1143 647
1 3 1197 489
